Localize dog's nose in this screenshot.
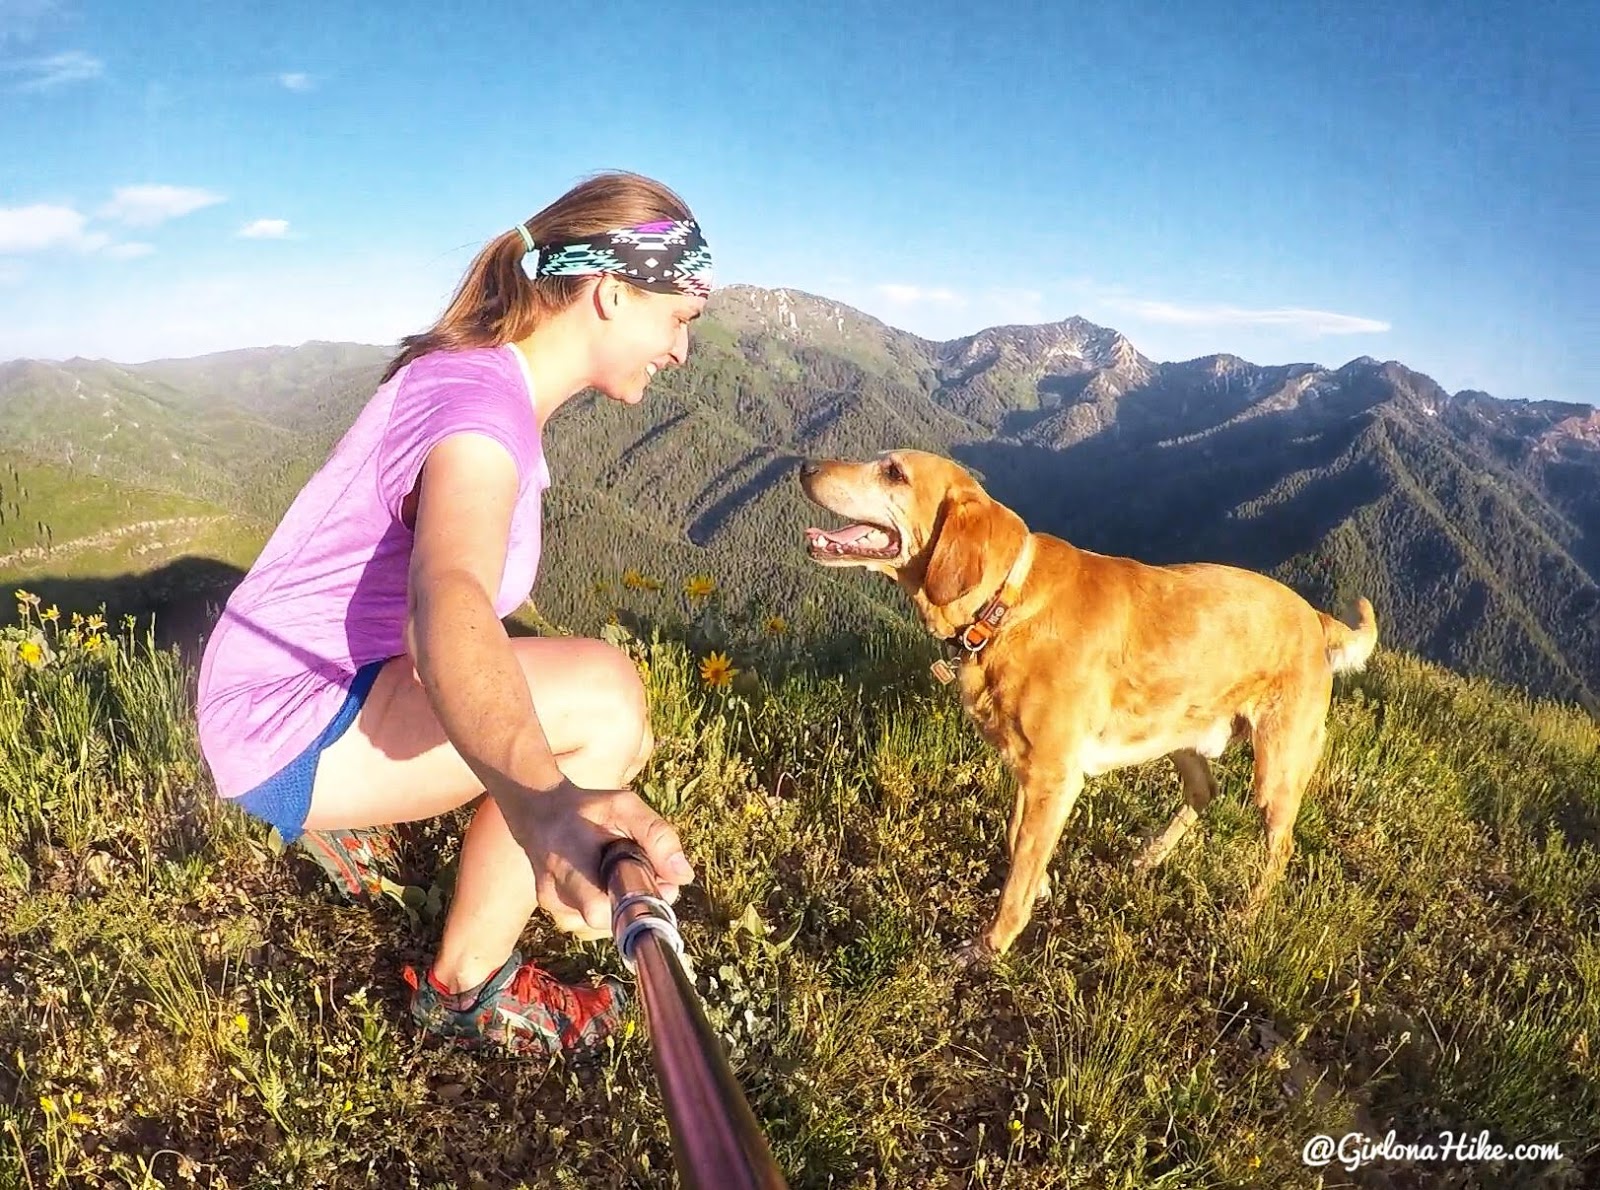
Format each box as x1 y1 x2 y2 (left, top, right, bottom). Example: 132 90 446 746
798 459 821 481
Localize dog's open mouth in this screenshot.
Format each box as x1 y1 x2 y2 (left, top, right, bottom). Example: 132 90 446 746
804 522 902 560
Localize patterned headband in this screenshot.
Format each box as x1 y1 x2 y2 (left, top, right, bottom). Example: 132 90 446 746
517 219 714 299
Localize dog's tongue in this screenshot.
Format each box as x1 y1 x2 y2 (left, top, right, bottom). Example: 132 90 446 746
807 524 891 550
809 523 874 545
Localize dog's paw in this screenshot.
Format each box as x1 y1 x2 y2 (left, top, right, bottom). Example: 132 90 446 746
951 937 998 969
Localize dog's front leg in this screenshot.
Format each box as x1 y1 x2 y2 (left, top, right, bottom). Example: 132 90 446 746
1007 779 1055 903
958 766 1084 964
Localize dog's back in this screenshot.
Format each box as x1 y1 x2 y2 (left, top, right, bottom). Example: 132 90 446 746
1028 542 1375 696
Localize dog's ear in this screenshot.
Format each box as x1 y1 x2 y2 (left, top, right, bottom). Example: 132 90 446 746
924 496 993 607
924 492 1028 607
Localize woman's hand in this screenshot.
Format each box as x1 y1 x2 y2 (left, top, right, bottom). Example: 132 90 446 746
497 781 695 940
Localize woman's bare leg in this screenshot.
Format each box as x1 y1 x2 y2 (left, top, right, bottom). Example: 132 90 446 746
306 635 653 991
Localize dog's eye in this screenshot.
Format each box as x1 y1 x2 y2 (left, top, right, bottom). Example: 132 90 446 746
882 458 907 484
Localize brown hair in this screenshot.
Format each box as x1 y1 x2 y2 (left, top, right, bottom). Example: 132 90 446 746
382 171 695 382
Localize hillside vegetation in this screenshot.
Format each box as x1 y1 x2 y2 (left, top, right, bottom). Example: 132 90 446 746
1 578 1596 1188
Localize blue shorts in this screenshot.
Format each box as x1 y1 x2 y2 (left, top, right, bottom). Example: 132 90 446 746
233 661 384 843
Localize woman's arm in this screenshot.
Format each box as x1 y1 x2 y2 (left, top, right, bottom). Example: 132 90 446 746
404 432 564 796
403 432 692 936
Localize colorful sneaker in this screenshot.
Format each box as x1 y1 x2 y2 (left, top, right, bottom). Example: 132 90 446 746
403 951 629 1057
295 825 399 901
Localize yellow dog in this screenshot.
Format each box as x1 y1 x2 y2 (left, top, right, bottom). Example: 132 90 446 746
800 449 1378 962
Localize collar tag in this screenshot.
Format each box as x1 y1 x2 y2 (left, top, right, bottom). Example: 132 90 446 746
930 658 957 685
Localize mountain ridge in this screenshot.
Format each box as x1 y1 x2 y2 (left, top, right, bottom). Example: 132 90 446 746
1 285 1594 711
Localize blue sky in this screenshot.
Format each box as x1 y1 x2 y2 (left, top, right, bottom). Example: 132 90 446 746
0 0 1591 402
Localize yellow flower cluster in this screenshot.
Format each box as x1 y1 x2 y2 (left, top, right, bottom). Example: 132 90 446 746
9 592 114 668
38 1089 91 1127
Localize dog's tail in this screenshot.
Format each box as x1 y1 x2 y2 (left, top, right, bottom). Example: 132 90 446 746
1321 596 1378 673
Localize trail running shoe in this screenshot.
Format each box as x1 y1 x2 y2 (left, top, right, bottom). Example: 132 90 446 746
403 950 629 1057
294 825 399 901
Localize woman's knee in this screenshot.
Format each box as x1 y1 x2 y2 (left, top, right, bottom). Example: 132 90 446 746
625 718 655 784
582 642 652 780
516 637 650 771
590 640 649 729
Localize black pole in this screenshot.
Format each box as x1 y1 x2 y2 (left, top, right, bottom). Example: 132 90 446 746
600 839 788 1190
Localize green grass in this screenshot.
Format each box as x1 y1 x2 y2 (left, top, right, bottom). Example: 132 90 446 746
1 582 1597 1188
0 455 227 561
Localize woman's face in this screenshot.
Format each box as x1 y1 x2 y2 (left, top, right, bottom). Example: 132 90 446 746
592 281 706 405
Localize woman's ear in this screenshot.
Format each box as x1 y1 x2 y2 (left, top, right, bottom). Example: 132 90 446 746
594 277 624 318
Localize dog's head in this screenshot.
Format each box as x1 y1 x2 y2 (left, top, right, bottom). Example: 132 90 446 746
798 449 1027 613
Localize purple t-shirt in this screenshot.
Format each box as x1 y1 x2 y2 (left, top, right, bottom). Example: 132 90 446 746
196 344 549 800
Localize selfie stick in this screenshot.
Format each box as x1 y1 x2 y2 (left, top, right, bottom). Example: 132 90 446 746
599 839 788 1190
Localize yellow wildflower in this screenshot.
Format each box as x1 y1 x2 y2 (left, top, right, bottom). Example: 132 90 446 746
86 613 106 632
235 1013 249 1034
41 604 59 623
762 614 788 636
67 1110 91 1127
698 650 738 688
71 611 84 627
18 640 44 667
14 589 39 608
39 1095 56 1114
621 568 661 592
683 574 717 601
84 633 104 654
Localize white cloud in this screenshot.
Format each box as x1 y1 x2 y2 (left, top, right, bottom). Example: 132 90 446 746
876 283 965 306
278 71 312 91
0 202 106 252
980 287 1047 325
238 218 290 239
800 277 1053 341
0 202 83 251
99 184 224 227
3 49 101 91
1102 297 1390 336
0 204 163 264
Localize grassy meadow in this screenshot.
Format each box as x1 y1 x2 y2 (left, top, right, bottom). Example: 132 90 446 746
1 576 1597 1188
